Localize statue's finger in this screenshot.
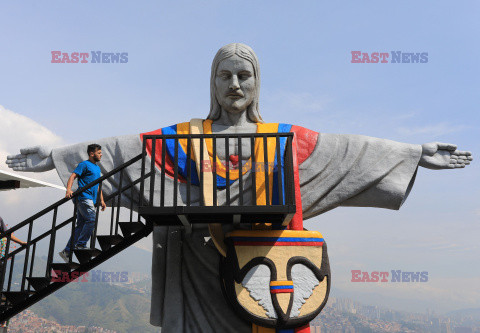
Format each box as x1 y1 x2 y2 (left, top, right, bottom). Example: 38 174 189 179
447 163 456 169
437 143 457 151
12 166 27 171
7 154 25 160
10 162 26 168
20 146 40 155
467 156 473 161
452 150 471 156
6 158 26 165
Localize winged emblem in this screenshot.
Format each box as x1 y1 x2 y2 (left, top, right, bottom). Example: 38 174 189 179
221 230 331 329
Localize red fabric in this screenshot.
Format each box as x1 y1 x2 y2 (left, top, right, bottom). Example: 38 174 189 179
295 325 310 333
270 289 293 294
140 129 186 182
234 242 324 246
288 133 304 231
290 125 318 165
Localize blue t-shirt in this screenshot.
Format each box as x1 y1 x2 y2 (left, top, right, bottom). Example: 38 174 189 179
74 160 101 202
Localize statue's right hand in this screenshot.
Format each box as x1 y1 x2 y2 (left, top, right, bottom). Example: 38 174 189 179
6 146 54 172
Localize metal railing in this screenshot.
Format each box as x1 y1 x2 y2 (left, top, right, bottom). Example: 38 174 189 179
140 133 296 209
0 154 144 300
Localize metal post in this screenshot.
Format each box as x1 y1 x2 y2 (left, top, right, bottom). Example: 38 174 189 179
225 137 230 206
238 137 243 206
263 135 270 206
149 139 156 206
276 136 284 205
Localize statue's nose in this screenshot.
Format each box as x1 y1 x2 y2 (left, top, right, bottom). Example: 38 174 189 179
229 75 240 90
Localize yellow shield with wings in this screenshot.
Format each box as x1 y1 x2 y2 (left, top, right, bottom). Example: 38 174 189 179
220 230 330 329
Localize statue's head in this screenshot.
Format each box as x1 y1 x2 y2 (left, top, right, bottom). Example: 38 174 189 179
208 43 263 123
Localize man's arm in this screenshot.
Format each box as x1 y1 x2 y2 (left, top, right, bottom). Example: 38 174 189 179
99 190 106 211
10 234 27 246
65 173 77 198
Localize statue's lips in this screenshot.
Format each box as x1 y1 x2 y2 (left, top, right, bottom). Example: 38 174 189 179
227 93 243 99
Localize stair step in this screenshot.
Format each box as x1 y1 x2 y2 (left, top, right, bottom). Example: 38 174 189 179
26 277 51 291
119 222 145 237
50 262 80 273
73 248 102 264
2 291 30 305
96 235 124 251
0 305 10 313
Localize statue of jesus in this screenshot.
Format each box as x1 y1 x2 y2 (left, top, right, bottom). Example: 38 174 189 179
6 43 472 332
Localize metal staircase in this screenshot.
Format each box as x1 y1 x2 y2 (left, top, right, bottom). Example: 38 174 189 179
0 132 296 322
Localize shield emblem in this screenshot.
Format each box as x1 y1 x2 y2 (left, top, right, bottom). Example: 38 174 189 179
220 230 330 329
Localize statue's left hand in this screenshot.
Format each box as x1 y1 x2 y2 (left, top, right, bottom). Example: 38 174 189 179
419 142 473 170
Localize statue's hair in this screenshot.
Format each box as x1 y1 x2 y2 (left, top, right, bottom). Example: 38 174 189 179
207 43 264 123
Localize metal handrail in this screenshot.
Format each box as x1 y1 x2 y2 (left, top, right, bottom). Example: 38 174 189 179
0 154 143 239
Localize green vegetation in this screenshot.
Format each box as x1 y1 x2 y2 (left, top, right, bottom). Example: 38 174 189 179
30 281 158 333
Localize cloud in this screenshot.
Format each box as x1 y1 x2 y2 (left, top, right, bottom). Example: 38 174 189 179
0 105 151 254
0 104 65 184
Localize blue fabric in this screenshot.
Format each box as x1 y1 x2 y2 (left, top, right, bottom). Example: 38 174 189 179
270 286 293 290
161 123 293 190
74 160 101 202
277 329 295 333
162 125 200 186
272 123 292 230
65 199 97 252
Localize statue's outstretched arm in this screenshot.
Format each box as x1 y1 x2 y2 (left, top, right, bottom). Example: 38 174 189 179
6 146 54 172
419 142 473 170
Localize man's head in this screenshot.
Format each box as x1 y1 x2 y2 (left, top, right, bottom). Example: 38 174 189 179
87 144 102 162
207 43 263 123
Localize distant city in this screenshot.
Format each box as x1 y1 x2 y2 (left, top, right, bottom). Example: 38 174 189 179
5 275 480 333
311 297 480 333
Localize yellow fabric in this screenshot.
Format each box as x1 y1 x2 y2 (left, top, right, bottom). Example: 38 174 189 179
227 230 323 239
189 119 227 257
253 123 279 205
252 324 275 333
176 122 194 159
270 281 293 286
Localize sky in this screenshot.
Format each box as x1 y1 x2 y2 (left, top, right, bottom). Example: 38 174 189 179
0 0 479 314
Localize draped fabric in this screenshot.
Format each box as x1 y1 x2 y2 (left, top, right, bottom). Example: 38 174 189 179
51 121 422 332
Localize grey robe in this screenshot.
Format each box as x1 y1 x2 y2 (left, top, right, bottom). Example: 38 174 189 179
52 130 421 332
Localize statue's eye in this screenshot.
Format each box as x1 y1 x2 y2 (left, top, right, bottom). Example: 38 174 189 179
218 72 231 80
238 72 252 80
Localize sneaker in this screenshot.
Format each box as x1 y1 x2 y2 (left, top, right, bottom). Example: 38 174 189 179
59 250 70 263
74 245 86 250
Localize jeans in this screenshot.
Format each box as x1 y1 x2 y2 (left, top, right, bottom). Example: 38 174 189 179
65 199 97 252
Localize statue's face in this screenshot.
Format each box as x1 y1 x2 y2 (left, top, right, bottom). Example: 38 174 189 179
215 55 255 114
